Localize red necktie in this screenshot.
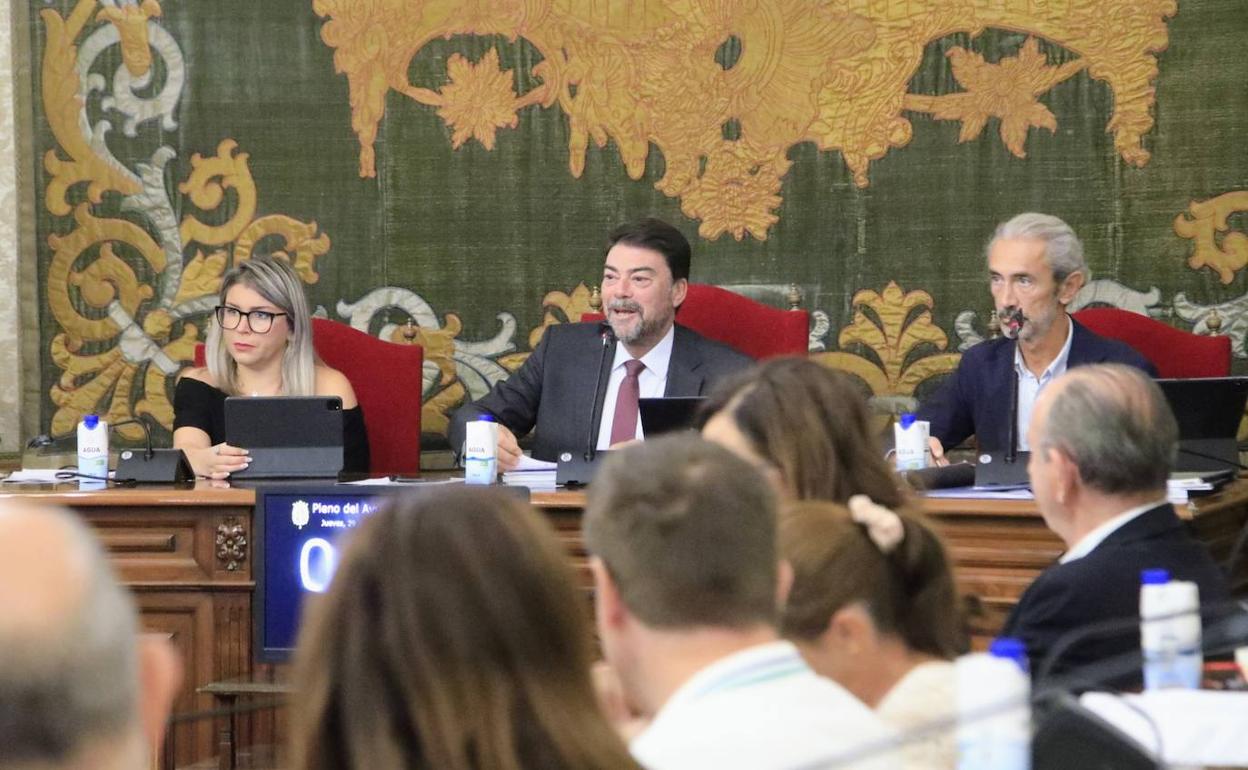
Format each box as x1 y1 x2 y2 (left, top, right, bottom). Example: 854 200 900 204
609 359 646 446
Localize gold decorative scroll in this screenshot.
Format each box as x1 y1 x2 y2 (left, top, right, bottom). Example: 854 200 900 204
316 0 1176 240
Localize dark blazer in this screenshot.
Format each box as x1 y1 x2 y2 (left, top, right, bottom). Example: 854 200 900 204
448 322 753 462
1002 503 1229 688
917 317 1156 452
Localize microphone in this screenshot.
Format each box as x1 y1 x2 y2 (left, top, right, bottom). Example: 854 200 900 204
1006 343 1020 464
1033 596 1248 688
27 416 193 484
111 416 194 483
556 320 615 487
585 320 615 462
1000 306 1026 339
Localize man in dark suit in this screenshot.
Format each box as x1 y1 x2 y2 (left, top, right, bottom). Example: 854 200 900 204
918 213 1154 458
449 219 752 469
1003 364 1229 686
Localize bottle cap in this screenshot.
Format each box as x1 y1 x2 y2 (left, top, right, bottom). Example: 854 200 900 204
475 414 495 422
1140 568 1171 585
988 636 1029 671
83 414 99 430
899 413 916 429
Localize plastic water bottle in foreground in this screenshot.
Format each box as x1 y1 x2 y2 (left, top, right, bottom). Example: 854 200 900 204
77 414 109 489
956 636 1031 770
894 413 930 471
1140 569 1202 690
463 415 499 485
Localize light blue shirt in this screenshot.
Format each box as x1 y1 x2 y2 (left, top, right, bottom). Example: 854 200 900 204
1015 315 1074 451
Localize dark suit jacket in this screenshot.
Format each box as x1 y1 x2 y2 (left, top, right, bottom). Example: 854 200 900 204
1002 503 1229 688
917 317 1156 452
448 322 753 462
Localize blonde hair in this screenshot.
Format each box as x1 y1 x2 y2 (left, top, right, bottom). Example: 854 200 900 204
206 256 315 396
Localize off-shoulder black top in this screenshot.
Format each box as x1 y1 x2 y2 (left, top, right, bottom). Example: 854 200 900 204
172 377 370 473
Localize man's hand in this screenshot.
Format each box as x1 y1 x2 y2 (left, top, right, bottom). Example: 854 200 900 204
496 425 522 472
928 436 949 467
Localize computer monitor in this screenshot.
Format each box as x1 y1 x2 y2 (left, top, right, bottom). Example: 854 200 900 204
1156 377 1248 473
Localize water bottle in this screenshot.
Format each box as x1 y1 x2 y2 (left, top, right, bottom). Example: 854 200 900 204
956 636 1031 770
1140 569 1202 690
77 414 109 489
894 413 930 470
463 415 499 485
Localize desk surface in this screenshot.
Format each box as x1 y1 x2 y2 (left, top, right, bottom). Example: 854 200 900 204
5 473 1244 517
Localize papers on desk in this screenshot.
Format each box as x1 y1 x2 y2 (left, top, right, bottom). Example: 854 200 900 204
922 486 1035 500
502 455 558 489
1080 690 1248 767
3 468 72 484
1167 470 1237 503
341 476 465 486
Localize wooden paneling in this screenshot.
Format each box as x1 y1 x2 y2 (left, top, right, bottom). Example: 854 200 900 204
3 479 1244 767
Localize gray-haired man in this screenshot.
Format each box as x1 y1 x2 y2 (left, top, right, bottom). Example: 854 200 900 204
1005 364 1228 683
0 502 182 770
919 213 1155 459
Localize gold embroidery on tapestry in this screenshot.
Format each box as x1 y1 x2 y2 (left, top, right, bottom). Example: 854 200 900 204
316 0 1176 241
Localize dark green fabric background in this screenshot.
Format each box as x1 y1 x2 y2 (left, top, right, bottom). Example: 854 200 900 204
22 1 1248 445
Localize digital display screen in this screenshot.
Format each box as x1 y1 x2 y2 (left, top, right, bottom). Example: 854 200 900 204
255 487 399 661
254 483 532 662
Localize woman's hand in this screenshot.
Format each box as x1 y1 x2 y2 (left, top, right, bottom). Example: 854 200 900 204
186 443 251 479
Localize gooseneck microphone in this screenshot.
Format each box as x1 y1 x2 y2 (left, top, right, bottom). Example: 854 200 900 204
1006 342 1021 464
27 415 193 484
556 320 616 487
1034 596 1248 688
585 320 616 462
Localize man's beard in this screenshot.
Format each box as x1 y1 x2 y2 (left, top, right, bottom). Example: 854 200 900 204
608 300 668 345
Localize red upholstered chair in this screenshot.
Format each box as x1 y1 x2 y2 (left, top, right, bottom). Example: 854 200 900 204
1072 307 1231 378
191 318 423 474
585 283 809 359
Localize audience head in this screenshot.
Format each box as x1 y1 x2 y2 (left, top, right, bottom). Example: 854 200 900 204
1027 364 1177 542
601 219 691 354
289 487 636 770
584 435 783 712
207 255 315 395
696 357 906 509
779 498 966 706
0 502 181 770
987 213 1087 342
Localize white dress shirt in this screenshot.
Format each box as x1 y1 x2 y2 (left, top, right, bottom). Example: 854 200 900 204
1015 315 1073 451
1059 499 1167 564
596 325 675 450
630 641 898 770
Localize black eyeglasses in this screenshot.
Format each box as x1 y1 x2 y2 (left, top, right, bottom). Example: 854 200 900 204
214 305 289 334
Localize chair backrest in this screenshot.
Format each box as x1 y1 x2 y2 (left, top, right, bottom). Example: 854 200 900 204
190 319 424 474
585 283 809 360
1072 307 1231 379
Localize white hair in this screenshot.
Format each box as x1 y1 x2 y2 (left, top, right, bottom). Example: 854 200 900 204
989 212 1090 283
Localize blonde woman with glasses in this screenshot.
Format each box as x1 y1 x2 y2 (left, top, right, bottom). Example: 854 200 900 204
173 256 368 478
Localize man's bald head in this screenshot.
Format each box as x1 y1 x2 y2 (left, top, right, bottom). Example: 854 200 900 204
0 502 142 767
1031 364 1177 495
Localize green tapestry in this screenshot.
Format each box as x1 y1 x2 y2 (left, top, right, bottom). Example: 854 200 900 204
18 0 1248 449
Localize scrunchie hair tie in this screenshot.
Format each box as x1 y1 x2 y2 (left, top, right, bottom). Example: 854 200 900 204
848 495 905 554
